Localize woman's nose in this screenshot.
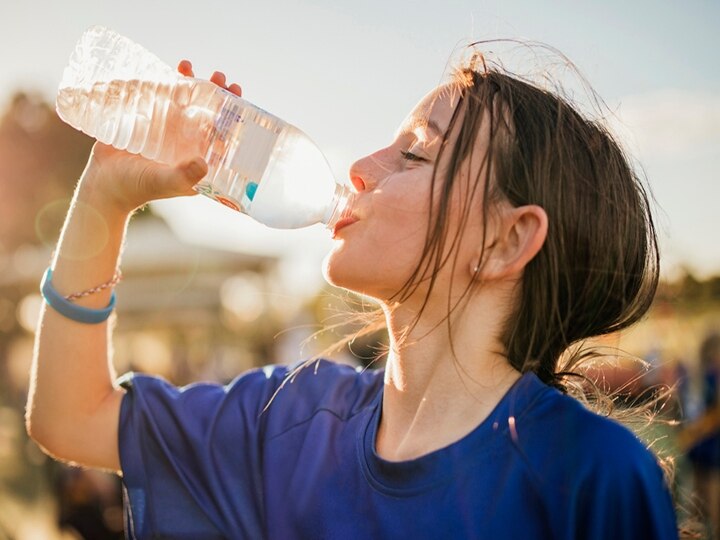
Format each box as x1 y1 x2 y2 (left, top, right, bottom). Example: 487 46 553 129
348 149 391 193
348 168 366 192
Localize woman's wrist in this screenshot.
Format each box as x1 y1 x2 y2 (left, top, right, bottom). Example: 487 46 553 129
75 169 137 220
49 167 132 305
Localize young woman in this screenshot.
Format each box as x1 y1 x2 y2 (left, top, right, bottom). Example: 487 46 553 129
27 53 679 539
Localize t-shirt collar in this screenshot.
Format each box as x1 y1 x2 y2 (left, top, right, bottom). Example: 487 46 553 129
358 371 550 495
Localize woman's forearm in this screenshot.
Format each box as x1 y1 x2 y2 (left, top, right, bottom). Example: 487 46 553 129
26 172 132 462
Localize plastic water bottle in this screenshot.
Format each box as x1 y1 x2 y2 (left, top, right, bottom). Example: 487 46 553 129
56 26 354 230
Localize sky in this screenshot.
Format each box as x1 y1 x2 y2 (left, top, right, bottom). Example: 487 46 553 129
1 0 718 292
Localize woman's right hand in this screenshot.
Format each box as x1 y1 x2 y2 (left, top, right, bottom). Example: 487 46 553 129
77 61 243 215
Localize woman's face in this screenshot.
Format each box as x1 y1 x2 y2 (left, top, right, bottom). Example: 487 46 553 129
323 85 486 303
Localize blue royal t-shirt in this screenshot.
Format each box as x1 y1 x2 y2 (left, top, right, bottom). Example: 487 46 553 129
117 360 678 539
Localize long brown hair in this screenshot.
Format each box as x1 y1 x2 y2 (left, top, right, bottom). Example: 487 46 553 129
453 64 659 388
316 54 659 384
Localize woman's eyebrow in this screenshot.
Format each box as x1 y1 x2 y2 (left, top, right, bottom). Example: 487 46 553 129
425 119 443 135
409 118 442 135
393 118 444 142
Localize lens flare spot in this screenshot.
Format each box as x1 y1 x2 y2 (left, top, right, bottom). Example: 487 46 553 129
34 199 72 249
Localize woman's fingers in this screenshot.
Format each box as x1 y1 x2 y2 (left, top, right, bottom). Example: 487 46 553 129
177 59 194 77
177 62 242 96
210 71 227 88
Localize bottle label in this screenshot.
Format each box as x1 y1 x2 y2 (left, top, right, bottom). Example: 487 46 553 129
215 101 242 143
226 102 283 188
203 98 285 214
206 101 243 168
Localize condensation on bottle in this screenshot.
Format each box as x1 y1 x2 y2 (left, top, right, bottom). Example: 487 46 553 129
56 25 353 229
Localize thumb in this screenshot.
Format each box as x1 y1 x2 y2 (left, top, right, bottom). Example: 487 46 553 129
140 157 209 200
177 157 209 194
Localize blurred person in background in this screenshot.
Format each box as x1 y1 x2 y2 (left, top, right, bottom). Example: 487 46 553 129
54 465 124 539
681 332 720 536
25 48 682 539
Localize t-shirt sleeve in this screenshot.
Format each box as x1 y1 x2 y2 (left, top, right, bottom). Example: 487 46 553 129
117 366 287 539
572 434 679 540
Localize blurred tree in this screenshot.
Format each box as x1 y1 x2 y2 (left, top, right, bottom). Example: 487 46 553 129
708 276 720 302
655 269 720 310
681 270 707 305
0 92 94 251
0 91 98 409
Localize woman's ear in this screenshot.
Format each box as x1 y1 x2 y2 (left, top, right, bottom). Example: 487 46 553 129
474 204 548 281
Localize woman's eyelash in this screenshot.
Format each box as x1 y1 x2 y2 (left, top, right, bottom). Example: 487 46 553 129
400 150 428 162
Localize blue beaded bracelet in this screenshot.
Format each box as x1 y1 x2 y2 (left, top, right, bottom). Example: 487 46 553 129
40 267 116 324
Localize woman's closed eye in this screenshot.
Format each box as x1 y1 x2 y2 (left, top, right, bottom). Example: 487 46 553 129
400 150 429 163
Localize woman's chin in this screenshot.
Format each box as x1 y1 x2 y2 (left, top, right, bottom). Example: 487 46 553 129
321 252 351 289
321 258 336 287
322 263 391 305
322 252 370 295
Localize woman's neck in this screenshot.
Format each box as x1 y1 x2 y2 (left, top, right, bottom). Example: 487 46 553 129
375 290 520 462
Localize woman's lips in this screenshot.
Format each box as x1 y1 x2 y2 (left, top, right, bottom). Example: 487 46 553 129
332 217 359 238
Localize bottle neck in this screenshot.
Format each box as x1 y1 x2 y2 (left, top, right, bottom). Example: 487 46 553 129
323 183 355 229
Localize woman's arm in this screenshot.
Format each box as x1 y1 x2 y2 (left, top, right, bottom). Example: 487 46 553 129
26 145 208 472
26 61 241 472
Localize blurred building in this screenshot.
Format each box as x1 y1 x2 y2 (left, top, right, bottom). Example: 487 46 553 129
1 213 285 393
0 211 292 538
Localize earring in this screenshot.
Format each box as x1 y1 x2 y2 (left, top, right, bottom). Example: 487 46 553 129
471 263 480 274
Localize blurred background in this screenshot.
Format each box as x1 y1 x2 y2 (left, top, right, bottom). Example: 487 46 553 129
0 0 719 538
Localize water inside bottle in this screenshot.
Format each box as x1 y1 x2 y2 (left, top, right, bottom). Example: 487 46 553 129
191 101 343 228
57 78 209 164
245 128 338 228
58 76 346 229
